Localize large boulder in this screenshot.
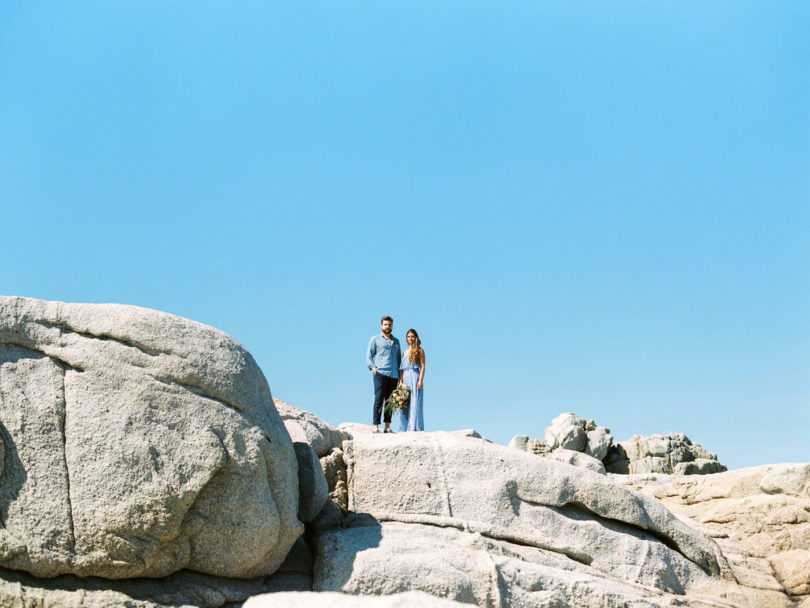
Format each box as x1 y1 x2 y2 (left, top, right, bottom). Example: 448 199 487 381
338 432 731 597
543 412 613 460
544 412 587 451
0 296 302 579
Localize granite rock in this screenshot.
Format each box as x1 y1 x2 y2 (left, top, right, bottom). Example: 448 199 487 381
546 448 606 474
0 296 302 579
607 432 727 475
617 463 810 607
276 399 349 458
342 431 730 591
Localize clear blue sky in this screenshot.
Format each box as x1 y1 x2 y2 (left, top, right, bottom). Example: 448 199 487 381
2 2 808 469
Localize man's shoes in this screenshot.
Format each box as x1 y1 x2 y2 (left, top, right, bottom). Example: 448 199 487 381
373 429 381 434
384 429 395 434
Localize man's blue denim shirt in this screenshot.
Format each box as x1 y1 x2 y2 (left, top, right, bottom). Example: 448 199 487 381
366 333 402 378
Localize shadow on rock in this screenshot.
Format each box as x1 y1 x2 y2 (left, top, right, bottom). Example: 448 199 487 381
0 420 26 527
313 513 383 593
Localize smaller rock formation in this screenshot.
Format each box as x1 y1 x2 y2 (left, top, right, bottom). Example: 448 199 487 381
509 412 612 474
544 412 614 460
511 412 727 477
605 432 727 475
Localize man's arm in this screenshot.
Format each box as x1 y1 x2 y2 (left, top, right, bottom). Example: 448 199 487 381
366 336 377 370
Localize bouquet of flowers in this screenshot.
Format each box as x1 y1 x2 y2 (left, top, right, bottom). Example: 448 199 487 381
384 383 411 416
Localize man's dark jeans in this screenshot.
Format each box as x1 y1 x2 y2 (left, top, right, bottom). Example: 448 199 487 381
372 372 398 425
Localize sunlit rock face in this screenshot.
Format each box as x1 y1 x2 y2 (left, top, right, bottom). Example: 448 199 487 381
316 431 735 606
0 295 302 579
620 463 810 607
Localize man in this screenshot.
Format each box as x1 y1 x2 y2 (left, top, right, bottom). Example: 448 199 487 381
366 315 402 433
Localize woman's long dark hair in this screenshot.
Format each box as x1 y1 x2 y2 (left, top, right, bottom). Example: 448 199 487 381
407 329 422 365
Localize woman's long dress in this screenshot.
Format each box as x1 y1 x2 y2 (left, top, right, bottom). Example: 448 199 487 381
398 349 424 431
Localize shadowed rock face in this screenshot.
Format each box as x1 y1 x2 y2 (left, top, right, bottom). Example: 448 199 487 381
0 296 302 579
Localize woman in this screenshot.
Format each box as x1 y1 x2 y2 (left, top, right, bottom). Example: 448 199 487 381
398 328 425 431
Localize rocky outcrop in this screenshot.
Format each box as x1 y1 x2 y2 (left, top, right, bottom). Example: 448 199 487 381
1 296 804 608
618 463 810 607
510 412 613 473
605 432 727 475
0 296 302 579
512 413 727 477
318 431 735 605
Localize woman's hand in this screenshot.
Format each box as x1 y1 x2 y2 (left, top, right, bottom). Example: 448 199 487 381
417 380 423 390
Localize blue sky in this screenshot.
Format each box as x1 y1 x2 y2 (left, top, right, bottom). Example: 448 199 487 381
2 1 808 469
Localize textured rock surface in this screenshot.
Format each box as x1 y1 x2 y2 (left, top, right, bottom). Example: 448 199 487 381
321 448 349 512
314 520 749 608
342 432 730 592
0 296 302 579
546 448 606 474
618 463 810 607
606 432 727 475
769 550 810 596
584 425 613 461
276 399 348 458
337 422 374 438
0 565 271 608
246 590 470 607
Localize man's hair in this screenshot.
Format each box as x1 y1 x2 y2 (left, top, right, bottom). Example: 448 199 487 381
381 315 393 324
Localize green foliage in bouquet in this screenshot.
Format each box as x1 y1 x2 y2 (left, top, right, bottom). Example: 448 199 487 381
384 383 411 416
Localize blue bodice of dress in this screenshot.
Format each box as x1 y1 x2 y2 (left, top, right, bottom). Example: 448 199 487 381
400 349 421 371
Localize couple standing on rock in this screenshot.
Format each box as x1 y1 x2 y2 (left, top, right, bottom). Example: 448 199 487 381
366 315 425 434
